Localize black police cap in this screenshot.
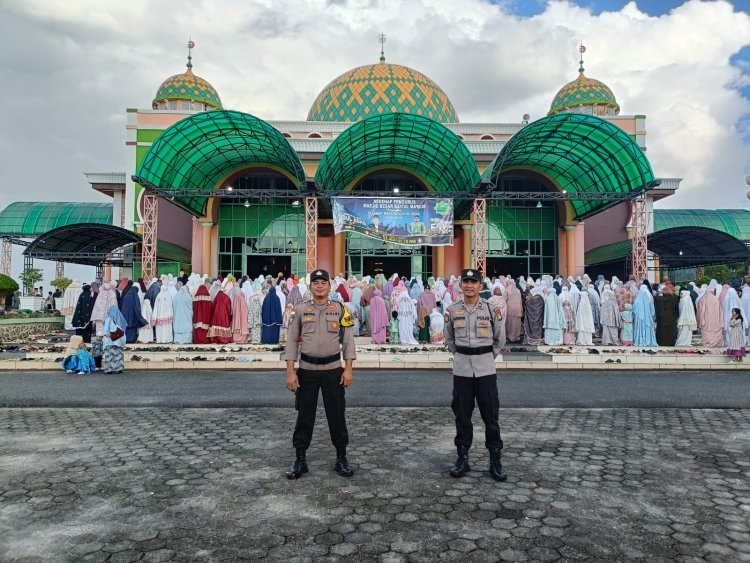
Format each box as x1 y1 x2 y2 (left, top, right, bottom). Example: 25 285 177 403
310 269 331 282
460 269 481 282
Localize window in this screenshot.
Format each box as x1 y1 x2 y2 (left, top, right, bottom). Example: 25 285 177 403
480 134 495 141
181 101 192 110
307 132 322 139
168 101 177 110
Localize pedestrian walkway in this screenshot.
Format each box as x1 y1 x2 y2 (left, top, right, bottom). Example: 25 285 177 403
1 407 748 561
3 335 749 371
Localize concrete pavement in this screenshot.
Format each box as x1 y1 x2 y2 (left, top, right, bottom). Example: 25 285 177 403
1 407 749 561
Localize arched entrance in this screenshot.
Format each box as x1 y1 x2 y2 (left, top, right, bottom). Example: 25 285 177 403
217 171 304 279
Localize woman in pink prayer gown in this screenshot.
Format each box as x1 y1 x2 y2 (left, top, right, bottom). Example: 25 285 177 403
369 289 389 344
231 289 250 343
697 288 724 347
504 283 524 343
390 278 405 314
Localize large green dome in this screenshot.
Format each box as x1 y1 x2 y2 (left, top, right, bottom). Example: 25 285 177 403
307 60 459 123
548 71 619 117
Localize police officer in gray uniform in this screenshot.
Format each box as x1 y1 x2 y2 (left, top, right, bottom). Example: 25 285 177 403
284 269 356 479
444 268 507 481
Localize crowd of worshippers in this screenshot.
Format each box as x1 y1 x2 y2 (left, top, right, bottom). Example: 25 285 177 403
57 272 749 355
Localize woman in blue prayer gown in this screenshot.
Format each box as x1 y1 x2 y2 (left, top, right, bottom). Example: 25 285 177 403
122 286 147 344
261 285 283 344
632 284 657 346
172 285 194 344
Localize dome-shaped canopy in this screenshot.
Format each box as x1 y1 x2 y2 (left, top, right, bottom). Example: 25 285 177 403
307 60 458 123
548 71 619 116
152 46 222 110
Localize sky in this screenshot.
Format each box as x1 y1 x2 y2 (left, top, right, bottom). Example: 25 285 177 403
1 0 749 284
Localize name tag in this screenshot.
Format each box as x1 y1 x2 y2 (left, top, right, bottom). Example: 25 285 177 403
477 320 490 327
454 320 466 328
302 316 315 322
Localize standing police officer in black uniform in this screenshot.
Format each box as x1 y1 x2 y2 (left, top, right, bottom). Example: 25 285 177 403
284 269 356 479
444 268 507 481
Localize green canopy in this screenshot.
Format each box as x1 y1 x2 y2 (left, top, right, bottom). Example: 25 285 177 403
655 209 750 241
133 110 306 216
0 202 112 236
482 114 655 219
315 113 479 193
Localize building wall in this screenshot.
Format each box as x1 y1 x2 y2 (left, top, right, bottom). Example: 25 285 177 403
582 203 631 252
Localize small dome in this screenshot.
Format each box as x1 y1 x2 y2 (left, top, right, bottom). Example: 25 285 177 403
152 46 222 110
548 71 620 117
307 60 458 123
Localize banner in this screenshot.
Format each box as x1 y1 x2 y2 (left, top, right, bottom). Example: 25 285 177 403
332 197 454 246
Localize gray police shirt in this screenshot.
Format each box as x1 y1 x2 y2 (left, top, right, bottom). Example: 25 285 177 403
444 298 505 377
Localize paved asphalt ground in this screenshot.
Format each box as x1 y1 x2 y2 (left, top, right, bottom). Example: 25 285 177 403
2 371 749 562
1 369 749 408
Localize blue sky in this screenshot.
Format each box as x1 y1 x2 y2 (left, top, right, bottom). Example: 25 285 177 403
503 0 750 16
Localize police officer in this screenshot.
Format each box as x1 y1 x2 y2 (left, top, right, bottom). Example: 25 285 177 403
284 269 356 479
444 268 507 481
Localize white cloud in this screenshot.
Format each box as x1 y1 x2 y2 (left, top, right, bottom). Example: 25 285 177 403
0 0 748 221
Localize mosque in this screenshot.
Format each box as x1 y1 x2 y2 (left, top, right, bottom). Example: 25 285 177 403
1 40 748 284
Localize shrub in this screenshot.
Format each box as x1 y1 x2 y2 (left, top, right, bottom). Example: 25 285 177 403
51 277 73 291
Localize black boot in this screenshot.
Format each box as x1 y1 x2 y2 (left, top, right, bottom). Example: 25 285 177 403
449 446 471 478
334 447 353 477
286 448 308 480
488 448 507 481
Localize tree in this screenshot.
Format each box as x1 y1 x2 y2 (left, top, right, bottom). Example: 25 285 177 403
20 268 43 295
0 273 19 307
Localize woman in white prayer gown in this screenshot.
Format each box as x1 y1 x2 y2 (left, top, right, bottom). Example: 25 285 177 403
569 284 581 311
152 283 174 343
722 287 747 345
543 289 565 345
429 307 445 344
741 286 750 343
275 284 287 313
575 291 595 345
397 291 419 345
675 290 697 346
138 296 154 343
61 281 83 330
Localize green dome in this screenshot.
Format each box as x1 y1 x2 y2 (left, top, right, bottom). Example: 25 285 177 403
307 60 458 123
153 67 222 110
548 71 619 116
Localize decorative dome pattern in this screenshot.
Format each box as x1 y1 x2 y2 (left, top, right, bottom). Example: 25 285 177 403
307 62 458 123
548 72 619 116
153 68 222 110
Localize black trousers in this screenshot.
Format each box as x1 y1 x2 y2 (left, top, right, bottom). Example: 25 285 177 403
292 367 349 450
452 374 503 450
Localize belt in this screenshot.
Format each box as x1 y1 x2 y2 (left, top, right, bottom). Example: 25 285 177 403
455 345 493 356
300 352 341 365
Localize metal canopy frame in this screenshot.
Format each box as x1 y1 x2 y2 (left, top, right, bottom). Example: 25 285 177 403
586 227 750 270
481 113 655 219
23 223 142 267
315 113 479 194
133 110 306 217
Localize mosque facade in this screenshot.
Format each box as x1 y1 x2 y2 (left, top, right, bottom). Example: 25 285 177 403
121 42 677 281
